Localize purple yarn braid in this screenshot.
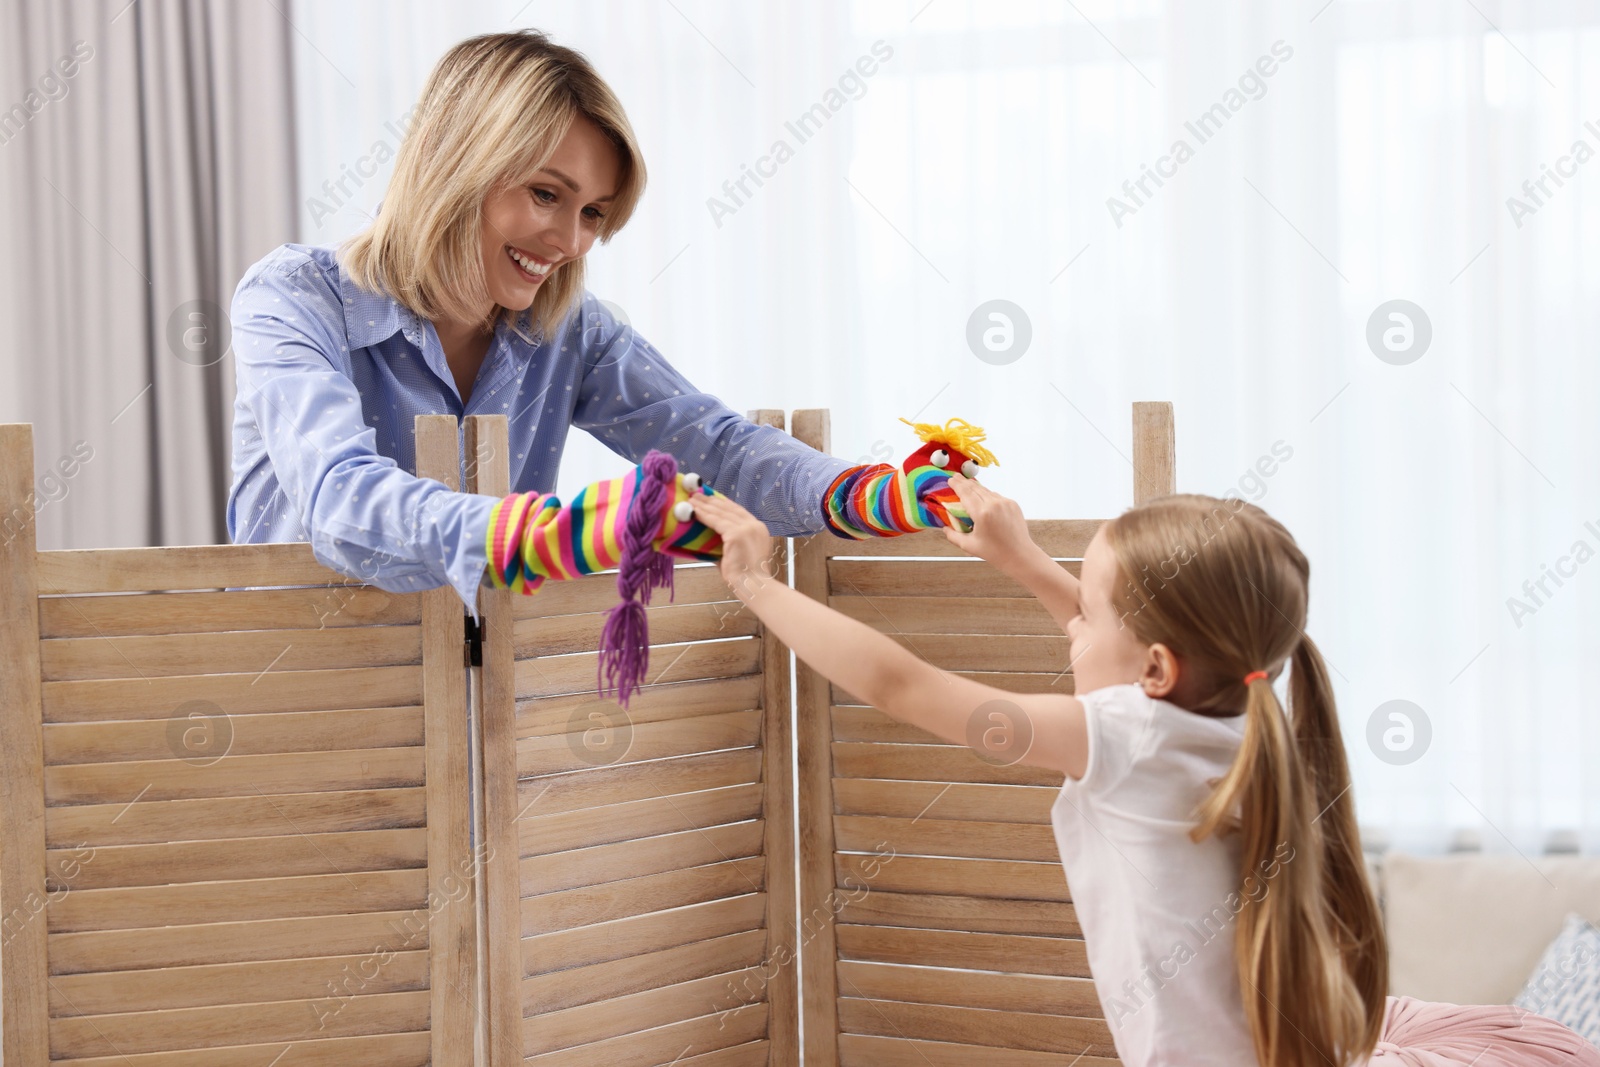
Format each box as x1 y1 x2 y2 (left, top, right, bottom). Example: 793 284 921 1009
598 450 681 705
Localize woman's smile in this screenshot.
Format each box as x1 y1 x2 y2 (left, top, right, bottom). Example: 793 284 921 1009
506 244 556 283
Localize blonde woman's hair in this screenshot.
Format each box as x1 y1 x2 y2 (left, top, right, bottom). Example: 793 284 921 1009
340 29 646 341
1103 494 1386 1067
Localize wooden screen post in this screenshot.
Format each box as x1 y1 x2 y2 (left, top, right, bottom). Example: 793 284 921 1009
1132 401 1175 504
416 415 478 1066
0 423 50 1064
749 408 799 1063
790 408 841 1067
464 414 523 1067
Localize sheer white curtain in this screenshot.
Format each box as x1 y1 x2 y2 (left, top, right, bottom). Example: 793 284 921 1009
288 0 1600 856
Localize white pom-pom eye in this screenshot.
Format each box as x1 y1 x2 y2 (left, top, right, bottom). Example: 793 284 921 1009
673 501 694 522
682 472 702 492
961 460 979 479
930 448 949 468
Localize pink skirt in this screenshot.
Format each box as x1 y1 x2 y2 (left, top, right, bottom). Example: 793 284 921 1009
1368 996 1600 1066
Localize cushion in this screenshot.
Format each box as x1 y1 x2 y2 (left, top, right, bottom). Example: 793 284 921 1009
1380 852 1600 1004
1513 912 1600 1046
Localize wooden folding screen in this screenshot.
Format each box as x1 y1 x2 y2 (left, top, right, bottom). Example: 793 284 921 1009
790 402 1174 1067
0 416 476 1066
465 411 798 1067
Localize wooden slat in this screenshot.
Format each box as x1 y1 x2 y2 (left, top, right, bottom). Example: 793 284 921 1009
43 705 424 765
822 519 1099 559
840 1033 1119 1067
792 408 843 1067
49 1031 430 1067
38 584 420 638
507 562 730 620
829 558 1080 599
833 778 1057 824
832 671 1074 705
516 673 761 737
519 782 763 858
414 414 475 1067
669 1040 771 1067
46 827 427 890
1132 400 1175 505
0 422 50 1063
514 599 758 657
44 786 426 848
837 890 1079 937
838 998 1115 1059
514 636 761 699
837 853 1069 902
870 633 1069 675
835 814 1060 862
524 965 763 1055
48 950 429 1017
48 909 428 975
41 664 423 723
522 819 765 895
835 925 1091 977
831 595 1059 636
47 868 427 931
38 624 421 680
522 928 767 1014
523 893 766 977
467 412 528 1067
520 1002 766 1067
517 709 761 777
44 746 425 805
832 705 951 745
832 742 1064 788
522 856 766 936
49 989 430 1059
36 542 359 595
516 747 762 818
836 960 1102 1018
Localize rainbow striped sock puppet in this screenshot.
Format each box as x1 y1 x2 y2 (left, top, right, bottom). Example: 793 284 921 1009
485 450 722 707
823 417 1000 540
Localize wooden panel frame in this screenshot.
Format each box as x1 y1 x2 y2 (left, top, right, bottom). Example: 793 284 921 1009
469 411 798 1066
792 402 1175 1067
0 417 476 1067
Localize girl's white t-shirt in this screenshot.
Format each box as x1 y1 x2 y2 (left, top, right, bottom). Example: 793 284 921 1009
1050 682 1261 1067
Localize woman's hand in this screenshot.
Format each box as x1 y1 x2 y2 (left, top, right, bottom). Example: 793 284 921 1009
942 471 1043 575
688 490 774 598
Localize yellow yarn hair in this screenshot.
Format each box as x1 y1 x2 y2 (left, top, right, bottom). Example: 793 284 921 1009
897 417 999 468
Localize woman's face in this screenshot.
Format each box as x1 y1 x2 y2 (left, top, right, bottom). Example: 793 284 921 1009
479 113 621 311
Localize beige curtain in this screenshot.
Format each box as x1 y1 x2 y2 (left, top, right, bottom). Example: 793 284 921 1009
0 0 296 550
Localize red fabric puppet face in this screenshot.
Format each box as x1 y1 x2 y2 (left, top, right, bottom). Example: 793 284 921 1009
902 440 981 478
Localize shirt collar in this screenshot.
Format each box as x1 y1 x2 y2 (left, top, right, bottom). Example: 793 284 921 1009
338 267 422 350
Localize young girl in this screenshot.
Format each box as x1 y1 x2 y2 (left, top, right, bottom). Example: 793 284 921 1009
689 474 1597 1067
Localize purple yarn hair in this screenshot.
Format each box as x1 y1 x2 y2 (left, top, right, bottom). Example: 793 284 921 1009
598 450 681 706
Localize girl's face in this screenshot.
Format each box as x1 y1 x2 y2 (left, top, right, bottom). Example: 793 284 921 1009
479 113 620 310
1066 525 1156 695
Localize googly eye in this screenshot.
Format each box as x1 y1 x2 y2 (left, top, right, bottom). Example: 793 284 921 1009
961 460 979 479
930 448 949 468
673 501 694 522
682 472 702 492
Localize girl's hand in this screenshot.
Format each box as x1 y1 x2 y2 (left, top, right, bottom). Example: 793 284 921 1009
942 471 1041 573
687 490 773 597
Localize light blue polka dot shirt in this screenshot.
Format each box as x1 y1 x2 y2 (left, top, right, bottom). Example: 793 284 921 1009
225 243 853 621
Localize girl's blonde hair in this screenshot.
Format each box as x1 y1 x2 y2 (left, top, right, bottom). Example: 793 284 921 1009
340 29 646 341
1103 494 1386 1067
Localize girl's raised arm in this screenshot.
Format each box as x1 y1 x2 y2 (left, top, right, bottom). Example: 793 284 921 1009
691 491 1089 779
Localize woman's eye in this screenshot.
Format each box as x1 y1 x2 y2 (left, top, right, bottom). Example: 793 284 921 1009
583 206 605 221
531 187 556 203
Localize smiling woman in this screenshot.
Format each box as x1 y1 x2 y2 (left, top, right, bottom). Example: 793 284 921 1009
224 29 866 616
